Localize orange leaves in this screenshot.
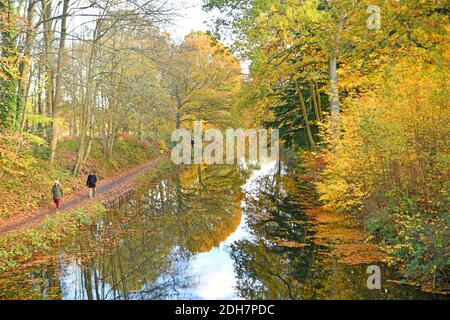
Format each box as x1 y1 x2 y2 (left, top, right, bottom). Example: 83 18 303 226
304 207 387 265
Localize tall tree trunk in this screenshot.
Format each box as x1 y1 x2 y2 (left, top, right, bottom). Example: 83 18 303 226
329 49 340 117
198 164 202 185
0 0 18 128
20 65 34 132
296 81 316 151
310 80 322 122
73 21 101 176
328 14 345 138
35 65 43 114
41 0 54 136
82 136 93 164
313 80 323 120
71 104 77 139
107 110 118 159
175 109 182 129
50 0 69 165
16 0 36 131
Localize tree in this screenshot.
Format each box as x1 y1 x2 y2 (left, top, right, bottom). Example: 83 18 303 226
0 0 19 128
69 1 178 175
50 0 70 164
16 0 36 132
161 32 242 129
203 0 370 140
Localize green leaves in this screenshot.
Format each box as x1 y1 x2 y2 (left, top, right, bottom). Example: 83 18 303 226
22 133 47 146
25 114 53 126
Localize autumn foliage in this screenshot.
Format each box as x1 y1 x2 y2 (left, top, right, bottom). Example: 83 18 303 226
317 56 449 288
204 0 449 290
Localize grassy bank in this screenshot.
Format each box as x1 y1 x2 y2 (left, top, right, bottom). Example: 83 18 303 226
0 204 106 273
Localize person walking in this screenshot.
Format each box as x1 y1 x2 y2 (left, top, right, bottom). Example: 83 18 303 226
87 171 98 199
52 181 63 209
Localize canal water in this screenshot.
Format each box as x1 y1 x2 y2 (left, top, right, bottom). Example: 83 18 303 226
0 161 443 300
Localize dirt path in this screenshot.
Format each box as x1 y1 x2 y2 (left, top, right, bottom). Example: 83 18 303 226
0 157 166 235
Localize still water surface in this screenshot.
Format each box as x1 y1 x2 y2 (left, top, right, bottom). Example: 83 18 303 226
0 161 443 300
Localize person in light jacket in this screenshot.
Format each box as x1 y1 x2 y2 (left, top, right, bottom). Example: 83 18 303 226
52 181 63 209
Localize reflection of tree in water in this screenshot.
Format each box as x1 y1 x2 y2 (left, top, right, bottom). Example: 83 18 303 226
0 163 271 300
0 262 63 300
50 207 195 300
231 167 431 300
61 245 195 300
0 164 248 300
231 168 317 299
143 164 247 253
59 163 248 299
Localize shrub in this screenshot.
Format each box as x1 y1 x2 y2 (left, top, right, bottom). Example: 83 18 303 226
317 57 450 288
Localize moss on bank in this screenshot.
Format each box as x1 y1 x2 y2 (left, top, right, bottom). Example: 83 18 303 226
0 203 106 274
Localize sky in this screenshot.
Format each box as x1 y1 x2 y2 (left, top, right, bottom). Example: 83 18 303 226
163 0 251 74
164 0 211 42
68 0 212 42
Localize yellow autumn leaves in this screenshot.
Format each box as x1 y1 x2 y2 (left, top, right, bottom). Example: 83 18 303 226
318 55 449 212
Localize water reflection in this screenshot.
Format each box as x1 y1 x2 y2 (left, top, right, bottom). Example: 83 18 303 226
231 162 442 300
0 161 442 300
0 164 249 300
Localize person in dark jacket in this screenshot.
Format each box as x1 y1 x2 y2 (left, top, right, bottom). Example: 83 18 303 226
52 181 63 209
87 171 98 198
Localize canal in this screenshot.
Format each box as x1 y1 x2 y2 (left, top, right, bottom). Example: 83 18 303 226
0 160 442 300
